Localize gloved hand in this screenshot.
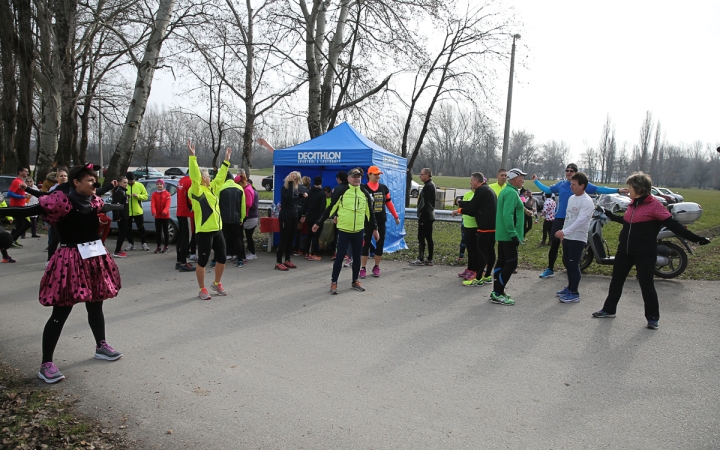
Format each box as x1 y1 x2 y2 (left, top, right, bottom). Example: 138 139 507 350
698 237 711 245
603 208 614 216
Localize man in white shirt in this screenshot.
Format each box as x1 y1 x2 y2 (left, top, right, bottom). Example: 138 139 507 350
554 172 594 303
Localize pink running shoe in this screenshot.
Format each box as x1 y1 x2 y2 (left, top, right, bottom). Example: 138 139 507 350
372 265 380 277
95 340 123 361
359 268 367 279
38 362 65 383
458 269 470 278
463 271 477 280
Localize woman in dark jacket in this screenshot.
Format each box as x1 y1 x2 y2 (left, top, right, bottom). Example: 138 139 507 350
276 171 305 271
111 177 129 257
592 172 710 329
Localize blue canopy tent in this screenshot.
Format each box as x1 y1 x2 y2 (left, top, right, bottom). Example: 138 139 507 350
272 122 408 253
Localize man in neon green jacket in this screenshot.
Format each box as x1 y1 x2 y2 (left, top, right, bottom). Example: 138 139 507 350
313 167 379 295
491 168 527 306
124 172 149 251
188 142 232 300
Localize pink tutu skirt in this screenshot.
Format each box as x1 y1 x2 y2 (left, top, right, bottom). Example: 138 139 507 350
39 246 122 307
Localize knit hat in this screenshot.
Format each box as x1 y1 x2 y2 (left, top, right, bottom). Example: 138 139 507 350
126 171 135 181
156 179 165 186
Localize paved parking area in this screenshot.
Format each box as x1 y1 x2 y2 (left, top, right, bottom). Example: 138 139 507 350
1 236 719 449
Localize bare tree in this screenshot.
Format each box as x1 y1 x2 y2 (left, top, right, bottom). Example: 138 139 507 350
597 114 613 183
538 140 569 180
649 121 662 181
638 110 653 172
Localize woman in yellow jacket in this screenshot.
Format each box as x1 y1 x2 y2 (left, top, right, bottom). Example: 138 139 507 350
188 141 232 300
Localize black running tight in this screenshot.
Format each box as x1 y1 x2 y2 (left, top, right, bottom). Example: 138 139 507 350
42 302 106 363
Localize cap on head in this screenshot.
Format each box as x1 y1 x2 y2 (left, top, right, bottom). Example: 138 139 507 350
367 166 383 175
348 167 364 177
566 163 578 172
507 168 527 180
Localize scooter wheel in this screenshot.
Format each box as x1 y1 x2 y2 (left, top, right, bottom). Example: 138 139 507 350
653 241 688 278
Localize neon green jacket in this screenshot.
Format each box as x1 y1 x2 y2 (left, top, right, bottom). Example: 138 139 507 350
188 156 230 233
495 184 525 242
0 200 13 222
320 184 375 233
461 190 477 228
126 181 148 217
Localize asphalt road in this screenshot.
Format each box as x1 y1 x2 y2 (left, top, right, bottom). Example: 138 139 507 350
1 237 719 449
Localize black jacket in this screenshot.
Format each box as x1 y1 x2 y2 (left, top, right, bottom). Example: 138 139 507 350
417 179 436 221
458 184 497 231
303 186 326 220
111 186 129 222
219 185 244 224
279 182 299 220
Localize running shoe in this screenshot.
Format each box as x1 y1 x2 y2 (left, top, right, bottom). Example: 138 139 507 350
458 269 470 278
559 292 580 303
177 262 195 272
11 240 22 248
463 270 476 280
480 276 492 284
490 291 515 305
457 254 465 261
246 253 257 260
210 281 227 296
113 252 127 258
351 281 365 292
210 260 217 268
141 243 150 251
307 254 321 261
332 253 337 260
409 259 425 266
462 278 485 287
556 286 571 297
125 244 135 251
94 340 123 361
284 261 297 269
38 362 65 384
359 268 367 279
330 282 338 295
236 260 244 268
31 234 41 238
2 257 17 263
162 246 169 253
539 268 554 278
198 287 212 300
372 265 380 277
646 320 659 330
591 310 616 318
424 260 434 266
275 263 289 271
154 247 161 254
293 250 304 256
343 256 352 267
188 254 199 262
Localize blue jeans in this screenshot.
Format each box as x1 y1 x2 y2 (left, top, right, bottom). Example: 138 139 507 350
331 230 363 283
562 239 586 293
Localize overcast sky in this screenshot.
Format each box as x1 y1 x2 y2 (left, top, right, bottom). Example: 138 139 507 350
149 0 719 160
504 0 719 159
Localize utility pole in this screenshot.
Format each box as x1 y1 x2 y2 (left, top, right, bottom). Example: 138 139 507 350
501 34 521 169
98 99 103 168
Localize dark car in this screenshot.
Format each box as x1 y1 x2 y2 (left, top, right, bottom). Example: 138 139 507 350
102 178 179 243
164 167 188 177
133 166 164 179
651 187 677 204
262 174 273 191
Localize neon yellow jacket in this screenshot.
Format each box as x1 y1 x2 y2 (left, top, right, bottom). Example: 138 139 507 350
126 181 148 217
324 184 374 233
188 156 230 233
0 200 13 222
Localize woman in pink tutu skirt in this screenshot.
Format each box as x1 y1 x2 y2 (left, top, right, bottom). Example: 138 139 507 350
0 164 124 383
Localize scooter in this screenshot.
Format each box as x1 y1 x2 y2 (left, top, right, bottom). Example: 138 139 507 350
579 200 703 279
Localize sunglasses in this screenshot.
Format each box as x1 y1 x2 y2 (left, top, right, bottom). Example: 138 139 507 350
566 169 575 173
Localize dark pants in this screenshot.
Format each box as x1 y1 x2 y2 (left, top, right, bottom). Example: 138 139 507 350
602 252 660 321
196 230 226 268
331 230 363 283
463 226 478 271
362 221 386 257
222 223 244 259
562 239 586 293
546 218 565 270
475 231 496 279
417 219 435 261
244 226 256 255
305 216 322 255
154 218 169 247
176 216 192 263
542 219 554 243
11 219 30 240
524 214 533 235
114 219 128 254
277 218 297 264
458 224 466 257
42 302 105 363
126 215 146 245
493 240 519 295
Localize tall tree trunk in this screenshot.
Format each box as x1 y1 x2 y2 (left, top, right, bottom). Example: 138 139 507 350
0 0 17 174
13 0 34 169
241 0 255 170
54 0 79 167
106 0 177 183
36 76 62 180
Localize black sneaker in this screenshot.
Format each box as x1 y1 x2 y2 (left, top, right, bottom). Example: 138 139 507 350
424 260 434 266
177 263 195 272
646 320 659 330
591 310 616 318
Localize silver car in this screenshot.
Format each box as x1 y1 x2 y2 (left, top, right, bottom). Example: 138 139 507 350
103 178 180 243
596 193 631 212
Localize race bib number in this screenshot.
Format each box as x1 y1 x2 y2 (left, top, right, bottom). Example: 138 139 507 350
77 240 107 259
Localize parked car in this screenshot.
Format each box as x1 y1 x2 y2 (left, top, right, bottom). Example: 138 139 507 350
0 174 15 199
651 187 677 205
655 187 684 203
164 167 189 177
102 178 179 243
410 180 421 198
133 166 164 179
596 193 631 212
262 174 273 191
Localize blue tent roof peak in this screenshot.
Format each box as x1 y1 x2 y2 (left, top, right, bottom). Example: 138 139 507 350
278 122 390 154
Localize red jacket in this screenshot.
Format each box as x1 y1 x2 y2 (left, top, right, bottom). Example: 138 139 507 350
8 177 26 207
151 190 171 219
176 176 193 217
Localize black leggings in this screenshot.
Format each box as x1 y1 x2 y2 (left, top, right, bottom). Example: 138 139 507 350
114 219 127 254
176 216 192 263
475 231 496 279
222 223 244 259
244 226 256 255
547 218 565 271
463 226 478 270
542 219 554 243
43 302 105 363
524 214 533 235
304 217 321 255
493 240 519 295
417 220 435 261
602 252 659 321
196 230 226 268
127 215 146 245
362 221 387 257
277 218 297 264
562 239 586 293
155 218 169 247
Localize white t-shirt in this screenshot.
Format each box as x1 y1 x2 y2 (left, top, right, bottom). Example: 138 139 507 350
562 192 594 242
